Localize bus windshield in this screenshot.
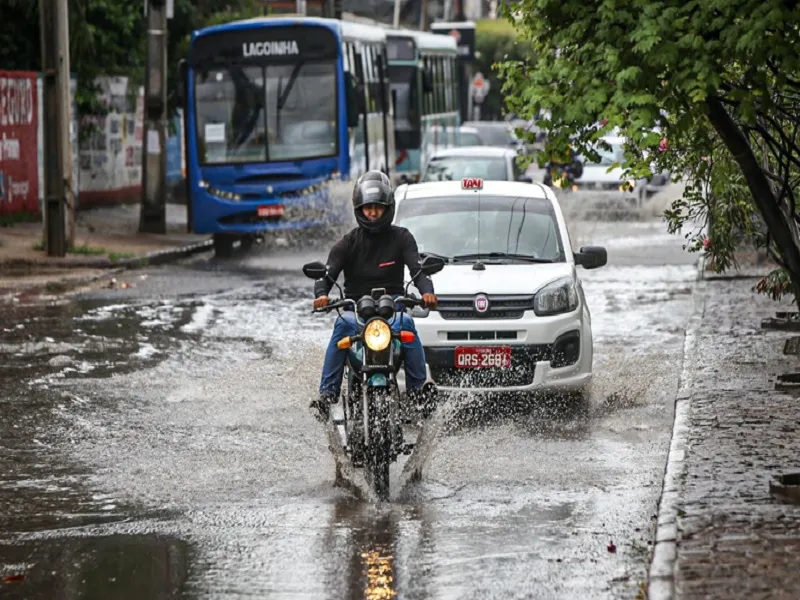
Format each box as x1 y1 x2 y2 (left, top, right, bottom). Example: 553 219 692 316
194 59 338 164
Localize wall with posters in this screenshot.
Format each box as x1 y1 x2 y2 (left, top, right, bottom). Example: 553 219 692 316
77 76 144 207
3 71 185 216
76 76 185 208
0 71 39 216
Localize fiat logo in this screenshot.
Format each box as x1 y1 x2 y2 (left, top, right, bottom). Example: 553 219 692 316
474 294 489 313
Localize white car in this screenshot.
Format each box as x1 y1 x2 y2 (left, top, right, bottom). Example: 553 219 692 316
421 146 532 183
573 134 648 206
393 178 607 398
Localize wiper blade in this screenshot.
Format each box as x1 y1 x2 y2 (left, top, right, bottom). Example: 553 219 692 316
451 252 555 263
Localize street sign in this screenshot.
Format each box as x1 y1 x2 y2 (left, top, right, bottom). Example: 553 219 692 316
471 71 490 104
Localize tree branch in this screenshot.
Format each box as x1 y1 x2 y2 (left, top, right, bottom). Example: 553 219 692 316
706 95 800 302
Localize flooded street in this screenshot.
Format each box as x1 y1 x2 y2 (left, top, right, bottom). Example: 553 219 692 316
1 206 699 599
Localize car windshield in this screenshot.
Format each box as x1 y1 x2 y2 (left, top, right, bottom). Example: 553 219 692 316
457 131 483 146
194 61 337 164
422 156 508 181
583 140 625 167
394 195 564 261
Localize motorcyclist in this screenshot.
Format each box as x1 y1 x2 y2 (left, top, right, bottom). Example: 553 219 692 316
310 170 439 421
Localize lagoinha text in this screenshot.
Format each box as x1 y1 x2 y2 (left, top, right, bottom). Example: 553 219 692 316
242 40 299 57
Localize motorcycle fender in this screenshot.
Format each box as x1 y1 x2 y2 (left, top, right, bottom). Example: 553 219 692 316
368 373 389 387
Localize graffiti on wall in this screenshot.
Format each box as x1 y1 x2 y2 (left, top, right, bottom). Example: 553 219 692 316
0 71 39 215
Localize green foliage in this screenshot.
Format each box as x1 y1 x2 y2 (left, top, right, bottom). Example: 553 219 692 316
0 0 261 118
497 0 800 305
474 18 533 121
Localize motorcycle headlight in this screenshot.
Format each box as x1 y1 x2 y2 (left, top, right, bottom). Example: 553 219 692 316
364 319 391 352
533 277 579 316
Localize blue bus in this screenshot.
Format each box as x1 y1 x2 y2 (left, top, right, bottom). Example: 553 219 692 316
386 30 460 185
178 17 396 256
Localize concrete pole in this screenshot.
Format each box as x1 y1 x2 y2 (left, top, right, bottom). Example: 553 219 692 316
39 0 72 256
420 0 429 30
139 0 168 234
296 0 307 16
393 0 402 28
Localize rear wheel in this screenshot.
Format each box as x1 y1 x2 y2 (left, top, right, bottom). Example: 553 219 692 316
365 387 392 500
239 235 257 252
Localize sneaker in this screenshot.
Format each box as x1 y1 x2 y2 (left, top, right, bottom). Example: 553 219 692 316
310 393 336 422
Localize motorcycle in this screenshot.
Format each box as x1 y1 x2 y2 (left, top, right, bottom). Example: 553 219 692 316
302 255 445 500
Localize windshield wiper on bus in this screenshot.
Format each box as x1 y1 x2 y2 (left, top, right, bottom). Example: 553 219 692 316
277 61 305 110
451 252 555 263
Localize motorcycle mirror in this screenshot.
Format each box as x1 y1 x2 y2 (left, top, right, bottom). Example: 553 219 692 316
303 261 328 280
419 255 446 275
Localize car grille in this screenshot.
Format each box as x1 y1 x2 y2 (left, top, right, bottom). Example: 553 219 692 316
446 331 518 341
437 294 535 320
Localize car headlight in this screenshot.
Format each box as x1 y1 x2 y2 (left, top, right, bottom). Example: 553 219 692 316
533 277 579 316
364 319 391 351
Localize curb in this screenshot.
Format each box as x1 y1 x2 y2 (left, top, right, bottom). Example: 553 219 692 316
115 238 213 269
0 239 213 297
647 257 708 600
0 238 213 271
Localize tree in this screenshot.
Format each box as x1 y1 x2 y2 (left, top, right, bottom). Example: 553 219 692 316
474 18 533 121
0 0 261 117
497 0 800 306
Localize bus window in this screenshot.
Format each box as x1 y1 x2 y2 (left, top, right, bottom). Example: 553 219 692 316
194 67 267 164
265 62 337 161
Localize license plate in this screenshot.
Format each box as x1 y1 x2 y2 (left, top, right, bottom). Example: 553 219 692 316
454 346 512 369
257 204 284 217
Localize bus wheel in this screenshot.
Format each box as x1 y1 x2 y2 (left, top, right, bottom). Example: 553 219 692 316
213 234 235 258
240 235 256 252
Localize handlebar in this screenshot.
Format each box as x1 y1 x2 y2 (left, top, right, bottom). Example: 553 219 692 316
312 298 356 313
312 295 432 313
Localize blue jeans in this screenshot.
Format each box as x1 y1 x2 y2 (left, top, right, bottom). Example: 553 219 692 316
319 310 427 397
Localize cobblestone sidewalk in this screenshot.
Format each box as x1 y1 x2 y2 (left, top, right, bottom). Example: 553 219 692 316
652 276 800 599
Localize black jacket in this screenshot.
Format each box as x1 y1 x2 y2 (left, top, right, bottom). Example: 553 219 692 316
314 226 434 300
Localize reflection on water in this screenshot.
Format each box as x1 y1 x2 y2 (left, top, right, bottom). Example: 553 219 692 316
1 534 190 600
330 502 420 600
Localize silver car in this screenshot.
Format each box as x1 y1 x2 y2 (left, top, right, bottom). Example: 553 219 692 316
572 135 648 206
420 146 532 183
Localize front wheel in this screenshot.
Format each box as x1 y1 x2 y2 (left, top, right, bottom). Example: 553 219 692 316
365 387 392 500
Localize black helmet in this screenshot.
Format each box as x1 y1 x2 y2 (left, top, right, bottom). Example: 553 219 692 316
352 170 395 233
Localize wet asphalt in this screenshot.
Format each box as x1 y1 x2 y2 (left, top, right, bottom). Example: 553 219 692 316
0 197 699 599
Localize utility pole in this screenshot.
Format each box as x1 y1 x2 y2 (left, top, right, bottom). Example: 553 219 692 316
140 0 168 234
296 0 306 15
420 0 429 30
39 0 73 256
393 0 402 27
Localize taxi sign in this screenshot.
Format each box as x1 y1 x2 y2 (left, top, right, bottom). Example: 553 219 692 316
462 177 483 190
